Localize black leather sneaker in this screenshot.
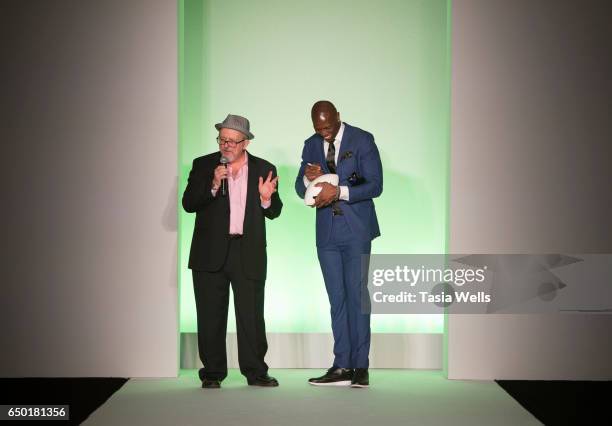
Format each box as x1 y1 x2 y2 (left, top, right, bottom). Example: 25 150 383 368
308 367 354 386
350 368 369 388
247 374 279 387
201 379 221 389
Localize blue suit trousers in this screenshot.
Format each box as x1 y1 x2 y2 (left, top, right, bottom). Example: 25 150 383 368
317 215 371 369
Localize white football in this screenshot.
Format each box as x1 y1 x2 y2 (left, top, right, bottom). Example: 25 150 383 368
304 173 339 206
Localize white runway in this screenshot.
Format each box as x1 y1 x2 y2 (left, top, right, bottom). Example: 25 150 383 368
84 369 539 425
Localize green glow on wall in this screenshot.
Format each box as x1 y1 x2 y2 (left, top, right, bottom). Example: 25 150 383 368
179 0 450 334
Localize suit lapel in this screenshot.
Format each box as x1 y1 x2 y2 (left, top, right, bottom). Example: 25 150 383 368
337 123 353 173
243 152 257 231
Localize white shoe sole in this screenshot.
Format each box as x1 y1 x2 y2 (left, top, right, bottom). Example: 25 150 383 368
309 380 352 386
350 383 369 388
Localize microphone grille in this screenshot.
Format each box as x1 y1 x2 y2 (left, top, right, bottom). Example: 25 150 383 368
220 156 229 164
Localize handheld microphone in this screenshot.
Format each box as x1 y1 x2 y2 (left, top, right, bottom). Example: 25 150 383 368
220 156 229 196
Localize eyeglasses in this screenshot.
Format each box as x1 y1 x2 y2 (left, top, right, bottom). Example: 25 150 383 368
216 136 246 147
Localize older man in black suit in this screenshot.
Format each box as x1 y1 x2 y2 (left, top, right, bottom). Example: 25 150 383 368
183 114 282 389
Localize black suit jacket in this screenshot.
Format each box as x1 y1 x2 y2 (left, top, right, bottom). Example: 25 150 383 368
182 151 282 280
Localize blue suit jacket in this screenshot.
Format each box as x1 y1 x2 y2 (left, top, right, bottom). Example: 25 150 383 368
295 123 383 247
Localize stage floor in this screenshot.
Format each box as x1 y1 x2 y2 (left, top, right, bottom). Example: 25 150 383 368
84 369 539 425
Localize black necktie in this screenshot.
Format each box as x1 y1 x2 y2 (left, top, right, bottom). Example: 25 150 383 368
325 139 342 215
326 139 336 173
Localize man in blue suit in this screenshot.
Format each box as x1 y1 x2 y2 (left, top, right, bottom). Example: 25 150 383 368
295 100 383 388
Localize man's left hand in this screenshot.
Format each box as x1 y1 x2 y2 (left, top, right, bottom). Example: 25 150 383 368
313 182 338 208
258 170 279 202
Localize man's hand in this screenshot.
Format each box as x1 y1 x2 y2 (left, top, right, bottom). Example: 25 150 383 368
305 163 324 181
313 182 338 208
258 170 279 202
212 164 228 189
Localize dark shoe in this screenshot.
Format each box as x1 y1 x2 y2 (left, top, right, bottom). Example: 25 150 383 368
247 374 279 387
201 379 221 389
350 368 369 388
309 367 353 386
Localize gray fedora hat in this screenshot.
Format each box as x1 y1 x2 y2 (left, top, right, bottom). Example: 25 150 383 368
215 114 254 140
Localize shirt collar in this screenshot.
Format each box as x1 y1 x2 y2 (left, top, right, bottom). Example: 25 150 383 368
334 122 345 144
229 151 248 176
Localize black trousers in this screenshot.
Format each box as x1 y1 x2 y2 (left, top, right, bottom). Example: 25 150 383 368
192 238 268 381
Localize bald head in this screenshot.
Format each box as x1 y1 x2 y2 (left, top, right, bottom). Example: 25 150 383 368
311 100 341 142
311 100 337 117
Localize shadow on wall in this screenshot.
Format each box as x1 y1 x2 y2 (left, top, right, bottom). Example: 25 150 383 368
163 176 178 291
163 176 178 232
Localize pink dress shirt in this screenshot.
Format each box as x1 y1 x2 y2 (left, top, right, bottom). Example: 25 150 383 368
227 157 249 235
211 152 271 235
